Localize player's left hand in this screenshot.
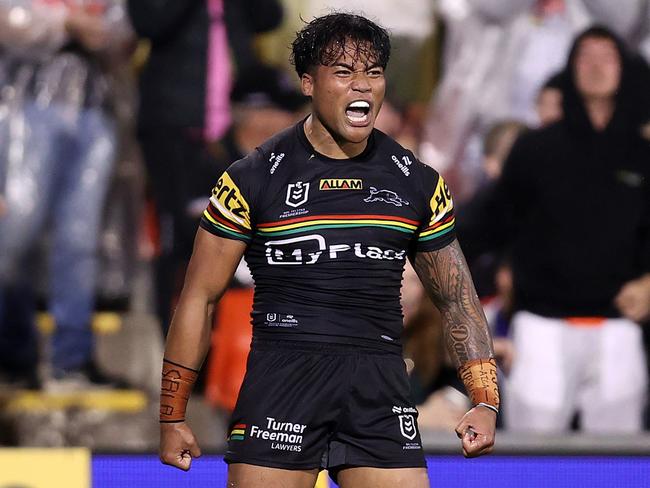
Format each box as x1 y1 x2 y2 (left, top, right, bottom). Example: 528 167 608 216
455 405 496 458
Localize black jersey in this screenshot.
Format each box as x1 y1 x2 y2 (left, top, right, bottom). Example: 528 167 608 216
200 121 455 350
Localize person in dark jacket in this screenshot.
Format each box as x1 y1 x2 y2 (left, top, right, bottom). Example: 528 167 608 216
126 0 283 334
488 26 650 433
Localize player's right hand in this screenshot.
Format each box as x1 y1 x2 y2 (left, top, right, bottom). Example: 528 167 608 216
160 422 202 471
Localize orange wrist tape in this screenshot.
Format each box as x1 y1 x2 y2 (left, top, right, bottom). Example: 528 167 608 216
458 358 500 411
160 358 199 423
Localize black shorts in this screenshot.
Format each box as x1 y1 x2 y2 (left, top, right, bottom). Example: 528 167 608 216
224 340 426 471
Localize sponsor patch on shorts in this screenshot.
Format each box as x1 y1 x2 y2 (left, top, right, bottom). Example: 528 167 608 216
248 417 307 452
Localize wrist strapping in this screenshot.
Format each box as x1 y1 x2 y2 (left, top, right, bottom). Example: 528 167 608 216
458 358 500 413
477 402 499 414
160 358 199 423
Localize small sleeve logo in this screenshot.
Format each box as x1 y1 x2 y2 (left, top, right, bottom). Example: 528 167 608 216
428 176 453 225
210 172 252 229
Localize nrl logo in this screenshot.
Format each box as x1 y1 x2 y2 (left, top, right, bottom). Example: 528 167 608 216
398 414 417 440
285 181 310 208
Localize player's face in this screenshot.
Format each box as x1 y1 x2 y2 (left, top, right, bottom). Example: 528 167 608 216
301 41 385 145
574 37 621 100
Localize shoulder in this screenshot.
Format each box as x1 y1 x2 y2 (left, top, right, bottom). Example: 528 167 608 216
372 129 435 182
372 131 449 207
228 124 300 178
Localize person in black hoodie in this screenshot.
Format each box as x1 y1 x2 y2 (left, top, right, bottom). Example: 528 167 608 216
127 0 283 334
487 26 650 433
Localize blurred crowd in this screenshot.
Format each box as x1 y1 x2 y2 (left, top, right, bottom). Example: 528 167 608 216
0 0 648 442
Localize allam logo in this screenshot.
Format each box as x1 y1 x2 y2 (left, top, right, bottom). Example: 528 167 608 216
319 179 363 190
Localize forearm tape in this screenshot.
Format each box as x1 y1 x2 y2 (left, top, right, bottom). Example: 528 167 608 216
458 358 500 411
160 358 199 423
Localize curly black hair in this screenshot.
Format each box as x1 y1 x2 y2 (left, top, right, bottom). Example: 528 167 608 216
290 12 391 77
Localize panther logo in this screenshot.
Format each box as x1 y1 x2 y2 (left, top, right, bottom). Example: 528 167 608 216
364 187 409 207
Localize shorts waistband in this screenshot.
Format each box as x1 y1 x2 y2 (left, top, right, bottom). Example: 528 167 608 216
251 338 401 356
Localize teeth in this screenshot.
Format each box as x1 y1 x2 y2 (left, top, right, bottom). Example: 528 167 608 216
348 101 370 109
347 114 367 122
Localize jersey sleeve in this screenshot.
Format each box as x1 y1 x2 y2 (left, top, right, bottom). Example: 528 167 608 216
415 170 456 252
199 155 260 243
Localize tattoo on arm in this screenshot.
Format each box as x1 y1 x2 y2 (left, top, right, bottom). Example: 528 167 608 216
413 239 493 366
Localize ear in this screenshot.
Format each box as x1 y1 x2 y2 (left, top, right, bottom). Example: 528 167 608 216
301 73 314 97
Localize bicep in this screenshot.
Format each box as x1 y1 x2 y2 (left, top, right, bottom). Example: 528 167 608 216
181 228 247 301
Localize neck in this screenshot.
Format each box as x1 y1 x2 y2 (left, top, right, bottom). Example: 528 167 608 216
583 96 615 131
303 115 368 159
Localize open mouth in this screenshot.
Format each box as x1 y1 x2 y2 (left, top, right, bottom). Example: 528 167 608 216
345 100 371 126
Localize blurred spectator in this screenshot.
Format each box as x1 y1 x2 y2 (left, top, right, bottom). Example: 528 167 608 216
420 0 576 200
0 282 38 388
223 64 307 164
127 0 284 335
580 0 650 63
420 0 650 202
456 120 526 385
0 0 132 388
354 98 417 152
457 120 526 298
487 27 650 433
536 72 564 126
480 121 528 183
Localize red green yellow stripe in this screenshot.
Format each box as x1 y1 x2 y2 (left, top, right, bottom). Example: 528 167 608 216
229 424 247 441
423 213 454 230
258 214 419 236
259 214 420 227
202 209 251 241
206 204 241 231
418 224 455 242
419 216 455 237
